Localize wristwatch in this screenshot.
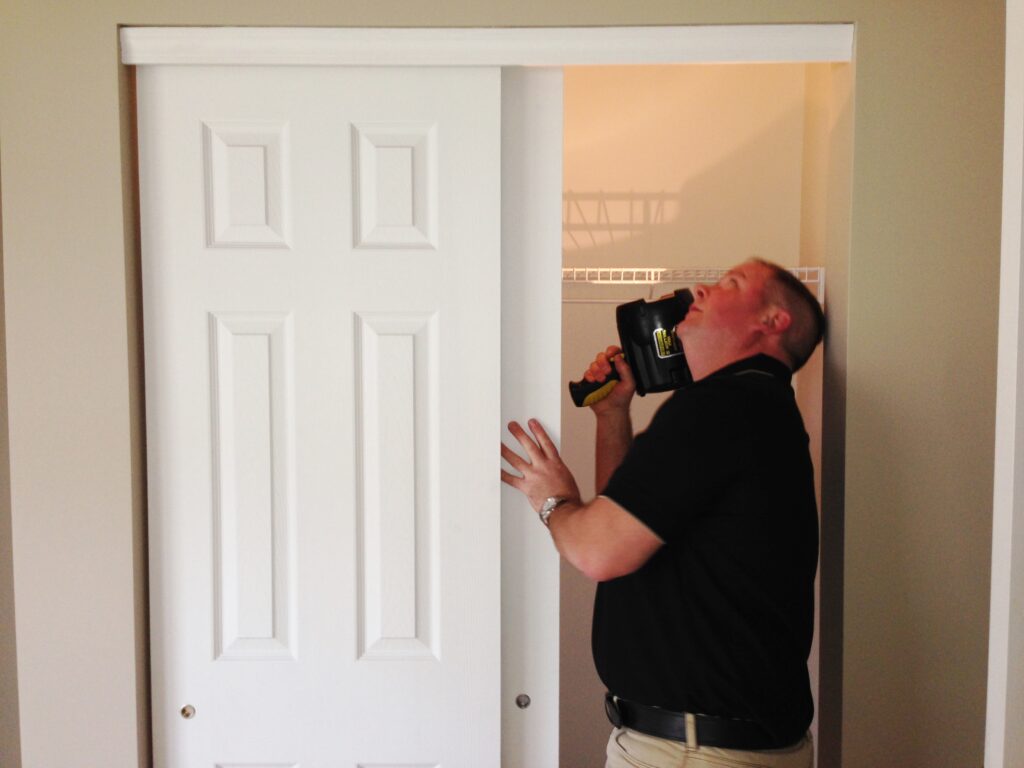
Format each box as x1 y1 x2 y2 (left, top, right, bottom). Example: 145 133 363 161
538 496 568 527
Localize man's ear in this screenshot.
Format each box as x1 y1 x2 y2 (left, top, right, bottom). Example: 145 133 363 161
759 306 792 336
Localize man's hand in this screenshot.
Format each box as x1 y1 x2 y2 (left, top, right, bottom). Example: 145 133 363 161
584 346 636 414
500 419 581 512
500 419 663 581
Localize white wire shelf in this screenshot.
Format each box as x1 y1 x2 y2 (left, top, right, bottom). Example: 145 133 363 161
561 266 826 304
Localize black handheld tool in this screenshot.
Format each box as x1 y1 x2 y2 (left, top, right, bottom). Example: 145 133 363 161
569 289 694 407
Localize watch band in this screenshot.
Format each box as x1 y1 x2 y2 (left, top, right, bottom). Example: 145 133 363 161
539 496 568 527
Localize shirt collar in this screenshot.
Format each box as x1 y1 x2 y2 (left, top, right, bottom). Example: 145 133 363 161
705 354 793 385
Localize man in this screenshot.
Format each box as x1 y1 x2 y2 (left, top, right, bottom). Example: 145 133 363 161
500 258 824 768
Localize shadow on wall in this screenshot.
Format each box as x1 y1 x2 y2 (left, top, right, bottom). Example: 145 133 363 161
562 102 806 271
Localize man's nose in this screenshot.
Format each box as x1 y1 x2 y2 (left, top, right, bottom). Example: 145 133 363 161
693 283 710 299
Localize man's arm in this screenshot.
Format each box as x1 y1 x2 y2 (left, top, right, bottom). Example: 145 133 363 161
587 348 636 491
594 410 632 492
501 419 663 582
546 495 662 581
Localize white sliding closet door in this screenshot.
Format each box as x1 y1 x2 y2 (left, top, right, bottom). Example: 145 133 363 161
137 64 501 767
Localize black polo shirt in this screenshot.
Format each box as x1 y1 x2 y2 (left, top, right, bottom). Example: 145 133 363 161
595 354 818 746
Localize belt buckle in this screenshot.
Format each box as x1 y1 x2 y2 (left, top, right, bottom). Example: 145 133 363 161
604 693 623 728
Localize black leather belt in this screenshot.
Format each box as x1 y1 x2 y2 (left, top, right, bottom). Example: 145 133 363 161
604 693 782 751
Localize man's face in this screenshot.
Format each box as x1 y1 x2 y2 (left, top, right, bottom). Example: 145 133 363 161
677 260 772 355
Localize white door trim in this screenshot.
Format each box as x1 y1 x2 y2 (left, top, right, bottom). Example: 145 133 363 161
119 25 854 66
987 2 1024 765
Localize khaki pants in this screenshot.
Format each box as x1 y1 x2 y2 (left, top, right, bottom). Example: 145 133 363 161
605 726 814 768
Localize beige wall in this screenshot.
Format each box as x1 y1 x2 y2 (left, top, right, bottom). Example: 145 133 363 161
0 157 23 768
0 2 1004 767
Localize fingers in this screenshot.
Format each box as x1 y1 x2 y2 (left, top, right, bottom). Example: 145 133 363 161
500 438 528 489
506 420 542 462
500 468 523 489
501 420 579 507
528 419 559 459
501 441 530 473
504 420 559 463
583 346 624 383
611 353 636 387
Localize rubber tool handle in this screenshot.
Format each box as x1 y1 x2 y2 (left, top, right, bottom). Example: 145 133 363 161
569 367 621 408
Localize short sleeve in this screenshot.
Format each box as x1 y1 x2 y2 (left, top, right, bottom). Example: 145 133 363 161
601 387 752 542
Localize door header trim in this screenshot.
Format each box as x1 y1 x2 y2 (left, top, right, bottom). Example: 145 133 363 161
120 25 854 66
